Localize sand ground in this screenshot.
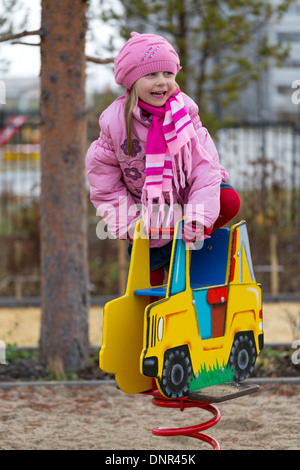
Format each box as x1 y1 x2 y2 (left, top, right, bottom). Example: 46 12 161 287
0 382 299 450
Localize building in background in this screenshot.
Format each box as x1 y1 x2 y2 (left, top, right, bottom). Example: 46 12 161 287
240 0 300 123
266 0 300 122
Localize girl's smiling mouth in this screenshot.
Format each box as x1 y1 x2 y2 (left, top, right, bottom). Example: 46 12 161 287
151 91 167 97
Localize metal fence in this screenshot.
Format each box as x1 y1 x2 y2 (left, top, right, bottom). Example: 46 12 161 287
216 121 300 224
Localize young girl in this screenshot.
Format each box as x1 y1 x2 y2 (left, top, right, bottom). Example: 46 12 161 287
86 32 240 286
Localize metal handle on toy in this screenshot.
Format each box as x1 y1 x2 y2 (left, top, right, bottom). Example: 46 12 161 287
148 227 175 236
148 227 211 236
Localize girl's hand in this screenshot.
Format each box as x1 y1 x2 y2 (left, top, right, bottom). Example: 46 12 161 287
183 221 211 250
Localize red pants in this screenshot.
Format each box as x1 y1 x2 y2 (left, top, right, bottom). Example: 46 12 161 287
212 187 240 231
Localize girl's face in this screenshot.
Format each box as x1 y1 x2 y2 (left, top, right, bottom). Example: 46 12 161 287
135 71 177 107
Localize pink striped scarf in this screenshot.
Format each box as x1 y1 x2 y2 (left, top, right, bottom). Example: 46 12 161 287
139 89 204 228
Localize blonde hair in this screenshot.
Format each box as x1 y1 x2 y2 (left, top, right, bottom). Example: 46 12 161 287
124 84 139 157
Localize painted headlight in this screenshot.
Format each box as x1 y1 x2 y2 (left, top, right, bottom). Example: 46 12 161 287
157 317 164 341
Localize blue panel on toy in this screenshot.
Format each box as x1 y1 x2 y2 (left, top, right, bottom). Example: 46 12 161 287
193 288 212 339
169 233 186 296
190 228 230 288
135 286 167 297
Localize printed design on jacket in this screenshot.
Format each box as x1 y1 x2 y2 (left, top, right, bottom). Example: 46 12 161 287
120 138 142 157
124 166 143 181
117 141 146 196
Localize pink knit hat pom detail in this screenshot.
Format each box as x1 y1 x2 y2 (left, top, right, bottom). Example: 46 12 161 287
114 31 181 89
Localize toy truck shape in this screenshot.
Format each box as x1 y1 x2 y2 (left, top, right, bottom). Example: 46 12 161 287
100 219 264 399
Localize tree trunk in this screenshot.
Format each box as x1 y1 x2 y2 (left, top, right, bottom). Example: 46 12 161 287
39 0 90 373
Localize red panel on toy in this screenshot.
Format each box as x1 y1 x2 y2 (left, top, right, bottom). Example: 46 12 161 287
207 286 228 305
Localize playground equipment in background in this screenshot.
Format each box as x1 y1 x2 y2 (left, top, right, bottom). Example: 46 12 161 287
99 218 264 449
0 115 28 147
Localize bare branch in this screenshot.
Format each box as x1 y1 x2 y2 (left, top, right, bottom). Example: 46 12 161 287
85 55 115 64
0 29 42 43
12 41 40 46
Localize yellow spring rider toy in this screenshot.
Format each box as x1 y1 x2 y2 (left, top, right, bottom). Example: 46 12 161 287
99 219 264 449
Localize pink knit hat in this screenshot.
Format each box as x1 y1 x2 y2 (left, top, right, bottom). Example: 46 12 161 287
114 32 181 89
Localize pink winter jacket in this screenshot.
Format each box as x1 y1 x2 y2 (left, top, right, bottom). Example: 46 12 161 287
86 92 228 247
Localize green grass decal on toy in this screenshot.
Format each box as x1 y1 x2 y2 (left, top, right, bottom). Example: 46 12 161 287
189 360 235 391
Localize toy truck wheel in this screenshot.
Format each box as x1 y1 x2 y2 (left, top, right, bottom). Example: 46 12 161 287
228 332 257 382
159 346 192 399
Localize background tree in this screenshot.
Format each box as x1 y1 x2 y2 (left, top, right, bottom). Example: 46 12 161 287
101 0 294 131
38 0 90 374
0 0 114 375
